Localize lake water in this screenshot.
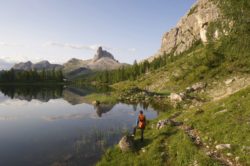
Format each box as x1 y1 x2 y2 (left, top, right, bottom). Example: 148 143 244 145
0 86 158 166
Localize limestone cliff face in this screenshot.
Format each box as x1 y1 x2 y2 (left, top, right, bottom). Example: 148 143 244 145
149 0 220 61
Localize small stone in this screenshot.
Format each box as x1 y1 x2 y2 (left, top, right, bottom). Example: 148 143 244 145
191 82 206 91
227 153 233 157
216 144 231 150
141 148 146 153
215 109 228 115
242 146 250 151
225 78 235 85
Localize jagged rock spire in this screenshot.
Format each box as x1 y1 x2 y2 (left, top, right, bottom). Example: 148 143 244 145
93 46 116 62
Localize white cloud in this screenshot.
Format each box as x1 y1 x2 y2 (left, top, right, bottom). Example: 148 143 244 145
43 41 137 53
43 41 101 51
0 42 25 47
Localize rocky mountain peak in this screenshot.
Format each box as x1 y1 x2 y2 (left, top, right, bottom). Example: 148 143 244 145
93 47 117 62
12 60 62 71
148 0 221 61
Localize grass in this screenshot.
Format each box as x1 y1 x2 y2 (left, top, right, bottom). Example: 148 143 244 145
97 126 220 166
97 0 250 165
97 86 250 166
177 86 250 165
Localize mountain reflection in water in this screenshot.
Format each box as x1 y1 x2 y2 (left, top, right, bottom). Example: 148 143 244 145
0 85 158 166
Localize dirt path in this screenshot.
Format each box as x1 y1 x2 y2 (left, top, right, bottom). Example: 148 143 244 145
159 112 241 166
178 124 241 166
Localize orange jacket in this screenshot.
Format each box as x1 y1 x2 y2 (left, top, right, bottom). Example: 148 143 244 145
138 114 146 129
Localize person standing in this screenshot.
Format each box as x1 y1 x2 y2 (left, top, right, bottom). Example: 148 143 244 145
133 110 146 141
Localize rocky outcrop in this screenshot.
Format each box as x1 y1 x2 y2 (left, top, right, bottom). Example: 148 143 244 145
118 135 134 152
148 0 221 61
63 47 128 76
93 47 117 62
12 60 63 71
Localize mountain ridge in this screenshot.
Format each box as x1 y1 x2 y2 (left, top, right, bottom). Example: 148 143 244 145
11 47 128 77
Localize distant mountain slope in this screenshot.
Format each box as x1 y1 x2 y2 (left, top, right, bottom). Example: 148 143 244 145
63 47 128 76
11 47 128 78
12 60 63 71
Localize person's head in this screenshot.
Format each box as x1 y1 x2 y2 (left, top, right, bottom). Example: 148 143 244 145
139 110 143 114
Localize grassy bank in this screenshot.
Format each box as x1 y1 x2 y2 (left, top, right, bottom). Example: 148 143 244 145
97 85 250 166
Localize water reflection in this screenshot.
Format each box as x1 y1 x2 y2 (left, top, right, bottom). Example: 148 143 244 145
0 85 159 166
0 85 63 102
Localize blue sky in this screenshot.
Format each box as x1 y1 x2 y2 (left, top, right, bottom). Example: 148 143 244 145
0 0 196 69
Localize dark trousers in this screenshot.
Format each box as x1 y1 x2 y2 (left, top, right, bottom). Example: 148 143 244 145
133 126 144 141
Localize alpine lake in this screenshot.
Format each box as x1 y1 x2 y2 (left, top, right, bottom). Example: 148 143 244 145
0 85 159 166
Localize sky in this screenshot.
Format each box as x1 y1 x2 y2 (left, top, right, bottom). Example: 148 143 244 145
0 0 196 69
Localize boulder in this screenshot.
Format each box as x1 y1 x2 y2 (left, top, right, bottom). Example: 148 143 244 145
169 93 183 103
118 135 134 152
157 120 169 129
215 144 231 150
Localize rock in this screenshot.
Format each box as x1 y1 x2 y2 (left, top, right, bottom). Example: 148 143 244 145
191 82 207 91
215 144 231 150
147 0 221 61
193 160 199 166
157 120 168 129
93 47 116 62
63 47 128 75
227 153 233 157
118 135 134 152
169 93 183 102
186 87 194 93
179 92 186 99
225 78 236 85
242 146 250 151
92 100 100 105
141 148 146 153
215 109 228 115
